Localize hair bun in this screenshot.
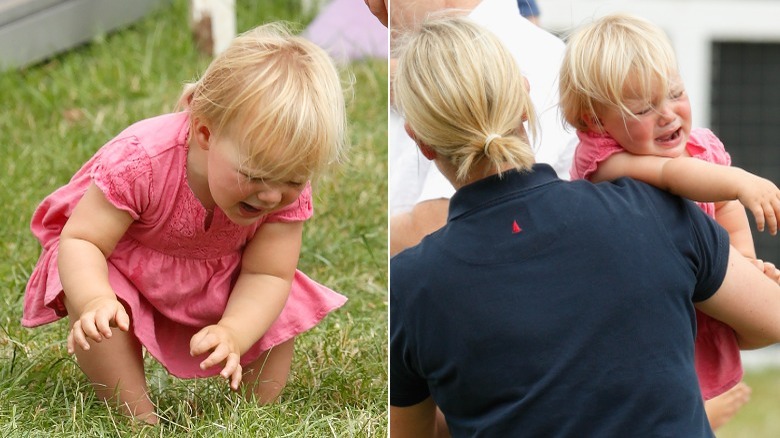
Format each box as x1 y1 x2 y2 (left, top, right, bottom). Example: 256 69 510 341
484 133 501 154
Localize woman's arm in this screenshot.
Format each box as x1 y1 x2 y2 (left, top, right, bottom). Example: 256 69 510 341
696 245 780 350
59 183 134 351
390 199 449 256
593 153 780 234
391 397 450 438
189 220 302 388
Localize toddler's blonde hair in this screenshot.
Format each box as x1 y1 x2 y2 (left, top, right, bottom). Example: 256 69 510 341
559 13 679 131
393 15 537 182
179 22 347 182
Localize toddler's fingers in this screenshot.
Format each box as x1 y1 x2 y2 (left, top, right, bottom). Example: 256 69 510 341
764 262 780 283
200 344 229 371
227 360 242 391
79 315 103 343
763 201 778 235
772 196 780 225
189 329 206 352
71 321 91 351
94 308 114 339
752 206 766 232
220 352 240 380
189 328 217 356
116 306 130 332
66 329 76 354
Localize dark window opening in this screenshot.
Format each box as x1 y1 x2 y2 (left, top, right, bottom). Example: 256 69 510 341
711 41 780 263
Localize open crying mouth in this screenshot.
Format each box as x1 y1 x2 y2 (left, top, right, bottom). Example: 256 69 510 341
657 129 680 142
240 202 261 213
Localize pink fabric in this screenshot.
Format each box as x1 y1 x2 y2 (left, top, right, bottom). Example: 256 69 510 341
570 127 741 399
23 112 347 378
302 0 388 63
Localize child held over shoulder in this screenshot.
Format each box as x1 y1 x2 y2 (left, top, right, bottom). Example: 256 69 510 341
560 12 780 429
22 22 348 424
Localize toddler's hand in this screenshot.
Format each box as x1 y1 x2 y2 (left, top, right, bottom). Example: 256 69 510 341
190 325 243 390
67 297 130 354
737 176 780 235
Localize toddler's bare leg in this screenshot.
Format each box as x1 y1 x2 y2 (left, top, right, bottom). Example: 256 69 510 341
241 337 295 405
704 381 751 430
65 303 157 424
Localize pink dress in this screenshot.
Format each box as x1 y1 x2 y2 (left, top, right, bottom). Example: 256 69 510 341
23 112 347 378
571 128 743 400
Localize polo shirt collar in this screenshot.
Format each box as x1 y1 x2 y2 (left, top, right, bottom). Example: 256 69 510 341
448 164 560 221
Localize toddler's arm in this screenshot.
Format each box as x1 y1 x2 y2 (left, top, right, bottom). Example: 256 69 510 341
58 183 134 352
710 200 780 284
189 220 302 390
713 200 756 259
592 153 780 234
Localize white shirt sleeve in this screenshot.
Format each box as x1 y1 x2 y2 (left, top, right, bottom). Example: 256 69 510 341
416 164 456 204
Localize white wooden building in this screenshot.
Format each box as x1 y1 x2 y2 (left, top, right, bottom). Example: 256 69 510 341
0 0 168 69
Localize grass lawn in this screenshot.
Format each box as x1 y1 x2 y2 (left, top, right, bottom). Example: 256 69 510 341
0 0 387 436
717 366 780 438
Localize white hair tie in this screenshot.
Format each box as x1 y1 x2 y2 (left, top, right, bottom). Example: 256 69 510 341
484 133 501 154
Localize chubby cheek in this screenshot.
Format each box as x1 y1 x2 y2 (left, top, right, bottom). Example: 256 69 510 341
628 124 653 143
678 105 693 132
623 118 656 143
280 187 305 208
213 181 244 204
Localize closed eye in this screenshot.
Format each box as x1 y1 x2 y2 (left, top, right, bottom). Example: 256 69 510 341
239 171 265 183
633 106 652 116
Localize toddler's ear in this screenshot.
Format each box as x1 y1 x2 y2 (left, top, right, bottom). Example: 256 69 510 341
582 113 603 133
192 118 212 150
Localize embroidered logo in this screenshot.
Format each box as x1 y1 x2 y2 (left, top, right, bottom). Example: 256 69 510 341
512 220 522 234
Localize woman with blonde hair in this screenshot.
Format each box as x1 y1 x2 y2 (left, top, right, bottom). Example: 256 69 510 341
390 15 780 436
394 13 537 186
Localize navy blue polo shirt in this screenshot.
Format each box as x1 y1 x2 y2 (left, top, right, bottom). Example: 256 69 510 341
390 164 727 437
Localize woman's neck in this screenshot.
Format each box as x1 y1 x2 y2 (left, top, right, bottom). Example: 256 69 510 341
438 159 521 190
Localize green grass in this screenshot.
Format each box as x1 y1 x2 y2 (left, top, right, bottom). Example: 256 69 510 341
0 0 387 436
718 367 780 438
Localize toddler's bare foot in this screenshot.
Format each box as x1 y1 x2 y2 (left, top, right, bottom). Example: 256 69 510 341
705 381 751 430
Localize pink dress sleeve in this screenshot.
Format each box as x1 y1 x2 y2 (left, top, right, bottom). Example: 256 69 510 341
264 182 314 223
90 136 154 220
570 131 626 181
687 128 732 219
686 128 731 166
